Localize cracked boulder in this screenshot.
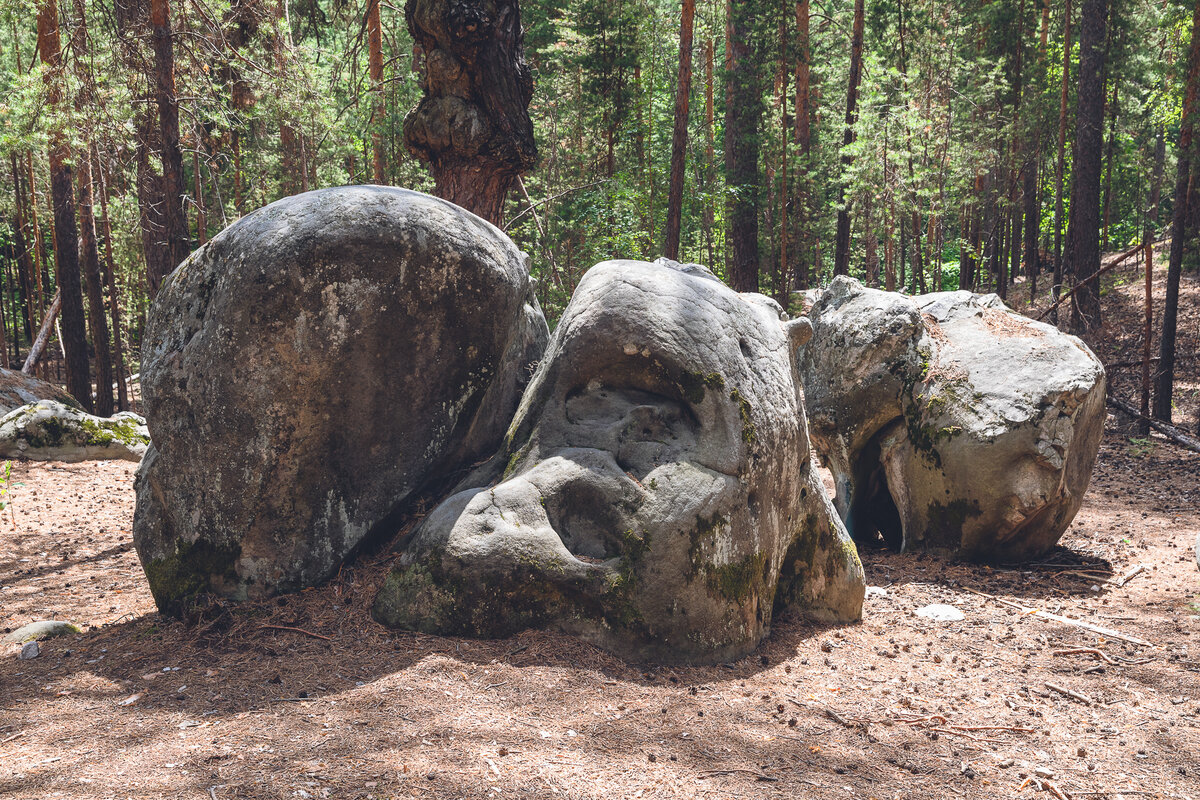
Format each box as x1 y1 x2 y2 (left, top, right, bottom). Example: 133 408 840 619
799 276 1105 562
374 259 864 665
134 187 548 615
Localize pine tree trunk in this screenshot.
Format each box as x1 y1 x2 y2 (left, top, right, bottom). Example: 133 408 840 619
792 0 812 290
77 152 114 416
368 0 386 184
1154 1 1200 422
703 35 716 270
149 0 190 287
94 149 129 412
1064 0 1109 333
1023 161 1039 299
37 0 91 409
404 0 537 225
664 0 696 260
1052 0 1073 321
724 0 763 291
1101 80 1119 252
1140 128 1165 435
832 0 865 276
10 154 35 344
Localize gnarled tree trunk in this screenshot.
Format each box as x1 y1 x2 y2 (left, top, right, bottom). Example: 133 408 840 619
403 0 537 225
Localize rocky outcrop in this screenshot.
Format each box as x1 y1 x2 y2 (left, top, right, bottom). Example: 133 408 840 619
799 277 1105 562
375 259 865 665
0 401 148 462
133 187 548 615
0 367 80 416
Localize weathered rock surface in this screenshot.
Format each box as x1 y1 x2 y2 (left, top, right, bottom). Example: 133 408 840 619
3 620 81 643
134 187 548 615
0 368 80 416
0 401 148 462
375 259 864 665
800 276 1105 562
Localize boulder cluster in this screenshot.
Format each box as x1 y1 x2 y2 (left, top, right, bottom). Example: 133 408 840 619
130 187 1106 664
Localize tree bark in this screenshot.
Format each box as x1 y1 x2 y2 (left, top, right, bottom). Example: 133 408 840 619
94 148 129 411
367 0 386 183
724 0 764 291
832 0 865 276
37 0 92 409
149 0 191 288
792 0 812 290
1064 0 1108 333
1154 0 1200 422
664 0 696 260
76 151 114 417
403 0 537 224
1052 0 1073 321
1141 128 1165 434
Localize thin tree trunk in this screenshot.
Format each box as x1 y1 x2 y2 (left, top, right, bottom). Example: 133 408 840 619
76 152 114 416
1101 80 1119 252
1064 0 1109 333
832 0 865 276
1155 1 1200 422
1141 128 1165 434
10 154 35 344
149 0 190 287
95 148 129 411
1052 0 1073 321
664 0 696 260
724 0 763 291
37 0 91 408
792 0 812 291
367 0 385 183
703 35 715 269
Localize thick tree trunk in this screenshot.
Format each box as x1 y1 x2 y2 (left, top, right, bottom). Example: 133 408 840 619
664 0 696 260
1064 0 1108 333
149 0 191 287
1101 80 1119 252
1155 2 1200 422
37 0 92 409
703 36 716 269
724 0 764 291
832 0 865 276
1023 161 1039 299
403 0 537 225
1052 0 1073 321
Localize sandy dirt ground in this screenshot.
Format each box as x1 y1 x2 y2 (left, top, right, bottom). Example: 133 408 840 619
1 255 1199 800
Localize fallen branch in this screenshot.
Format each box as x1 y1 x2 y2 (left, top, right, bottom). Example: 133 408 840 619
1052 648 1118 666
926 727 1008 743
1036 242 1149 322
960 587 1153 647
1114 563 1148 587
948 724 1036 733
698 768 778 782
21 289 62 375
0 731 25 745
1018 776 1072 800
257 625 332 641
1106 394 1200 454
1045 682 1096 706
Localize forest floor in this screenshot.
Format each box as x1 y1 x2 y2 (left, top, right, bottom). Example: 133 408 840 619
1 251 1199 800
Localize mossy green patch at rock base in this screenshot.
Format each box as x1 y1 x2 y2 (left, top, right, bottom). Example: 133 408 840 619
923 499 983 551
704 550 768 603
142 538 242 617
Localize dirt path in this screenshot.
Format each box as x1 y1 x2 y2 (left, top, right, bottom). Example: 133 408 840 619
1 258 1199 800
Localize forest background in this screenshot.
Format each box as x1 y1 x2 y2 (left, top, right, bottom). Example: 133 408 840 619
0 0 1196 425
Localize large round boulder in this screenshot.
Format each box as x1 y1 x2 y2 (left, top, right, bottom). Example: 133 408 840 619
134 187 548 614
374 259 865 665
800 276 1105 562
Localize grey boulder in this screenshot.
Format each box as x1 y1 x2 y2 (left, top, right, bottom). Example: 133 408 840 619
134 187 548 615
375 259 864 665
3 620 80 643
800 277 1105 562
0 401 148 462
0 367 81 415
